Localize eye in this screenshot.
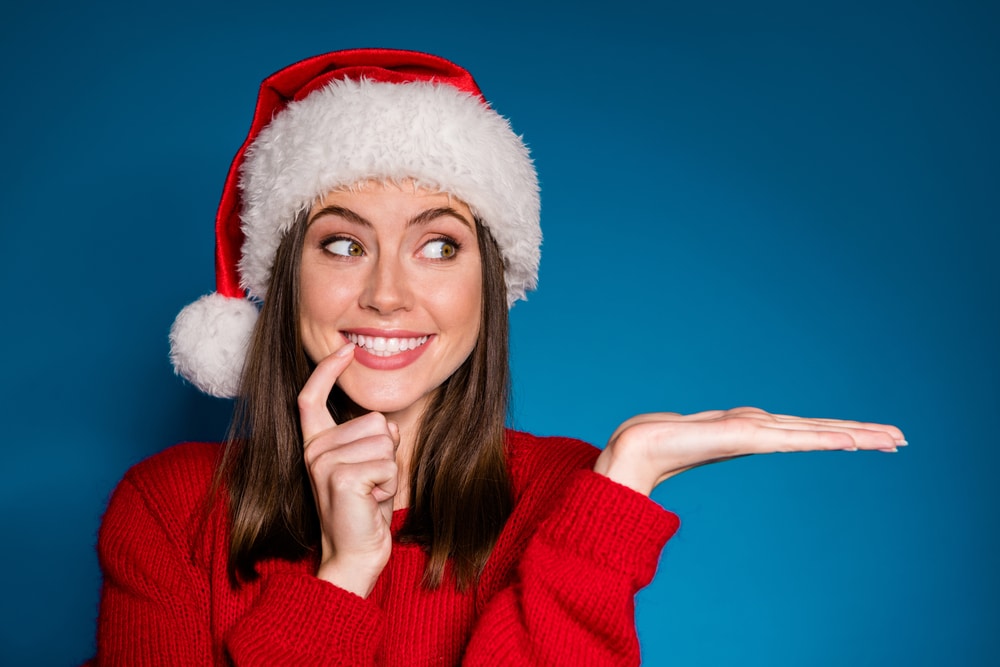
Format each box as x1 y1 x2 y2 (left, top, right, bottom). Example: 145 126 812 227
421 238 460 259
324 237 364 257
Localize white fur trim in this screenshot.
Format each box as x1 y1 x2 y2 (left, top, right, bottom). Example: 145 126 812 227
239 78 540 306
169 292 259 398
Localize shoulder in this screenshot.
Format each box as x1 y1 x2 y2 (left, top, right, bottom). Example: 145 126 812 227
119 441 223 508
504 429 601 499
101 442 224 555
96 443 227 617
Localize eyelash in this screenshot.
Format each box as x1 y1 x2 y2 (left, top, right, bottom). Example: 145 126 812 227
424 236 462 260
318 235 464 259
320 235 364 258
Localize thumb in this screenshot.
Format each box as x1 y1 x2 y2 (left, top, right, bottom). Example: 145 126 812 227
380 422 401 525
387 421 401 451
379 422 400 525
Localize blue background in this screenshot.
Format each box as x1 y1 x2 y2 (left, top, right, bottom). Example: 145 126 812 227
1 1 997 664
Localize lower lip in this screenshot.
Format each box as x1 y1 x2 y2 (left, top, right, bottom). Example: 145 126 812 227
348 335 434 371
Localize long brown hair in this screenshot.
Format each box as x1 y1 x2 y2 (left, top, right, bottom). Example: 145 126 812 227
221 208 513 589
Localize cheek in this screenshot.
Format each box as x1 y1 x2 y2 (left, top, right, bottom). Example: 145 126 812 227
444 276 483 346
298 279 353 359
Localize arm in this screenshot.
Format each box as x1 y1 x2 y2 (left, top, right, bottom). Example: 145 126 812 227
225 570 385 666
92 446 386 666
463 439 679 666
229 342 396 664
297 343 399 599
461 407 905 665
94 472 214 666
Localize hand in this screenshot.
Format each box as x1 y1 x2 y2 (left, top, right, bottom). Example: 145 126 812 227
593 407 906 496
298 343 400 598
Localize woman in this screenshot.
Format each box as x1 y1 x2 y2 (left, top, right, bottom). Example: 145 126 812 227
92 48 904 665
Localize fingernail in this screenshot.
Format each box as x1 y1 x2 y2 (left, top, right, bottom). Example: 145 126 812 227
896 439 909 446
883 447 898 453
335 343 355 357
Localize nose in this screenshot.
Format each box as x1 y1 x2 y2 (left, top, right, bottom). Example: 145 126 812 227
360 252 414 314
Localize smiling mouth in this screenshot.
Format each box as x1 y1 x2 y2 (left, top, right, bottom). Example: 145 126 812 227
344 332 431 357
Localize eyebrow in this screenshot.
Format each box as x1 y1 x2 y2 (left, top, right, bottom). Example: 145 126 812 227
308 205 473 230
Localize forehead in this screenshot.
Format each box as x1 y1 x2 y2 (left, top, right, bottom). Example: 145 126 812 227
306 179 477 239
311 179 469 213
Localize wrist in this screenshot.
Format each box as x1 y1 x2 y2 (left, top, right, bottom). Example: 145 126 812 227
593 443 656 496
316 557 383 598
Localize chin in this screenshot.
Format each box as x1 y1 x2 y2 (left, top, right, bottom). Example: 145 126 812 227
337 380 432 418
352 396 424 416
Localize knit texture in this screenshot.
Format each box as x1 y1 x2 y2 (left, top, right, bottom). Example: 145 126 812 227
90 430 679 666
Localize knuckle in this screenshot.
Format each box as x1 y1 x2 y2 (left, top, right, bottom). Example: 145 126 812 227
617 421 665 451
380 458 398 477
632 421 664 438
362 411 388 430
305 445 333 470
831 432 855 449
329 466 355 492
303 427 335 457
376 434 396 459
722 416 758 434
297 390 317 412
729 406 767 417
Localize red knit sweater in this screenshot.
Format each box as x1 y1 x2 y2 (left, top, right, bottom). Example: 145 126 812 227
91 430 679 666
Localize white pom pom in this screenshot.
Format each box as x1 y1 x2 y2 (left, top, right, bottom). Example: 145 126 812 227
169 293 259 398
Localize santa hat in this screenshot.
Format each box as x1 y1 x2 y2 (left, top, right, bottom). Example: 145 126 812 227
169 48 540 398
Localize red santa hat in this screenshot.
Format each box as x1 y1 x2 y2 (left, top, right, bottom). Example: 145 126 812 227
169 48 540 398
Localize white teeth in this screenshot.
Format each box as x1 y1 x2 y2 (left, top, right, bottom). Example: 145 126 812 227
345 333 429 357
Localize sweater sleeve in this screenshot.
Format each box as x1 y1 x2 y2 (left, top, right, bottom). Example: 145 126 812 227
93 470 214 666
92 444 385 666
462 438 680 666
225 569 384 666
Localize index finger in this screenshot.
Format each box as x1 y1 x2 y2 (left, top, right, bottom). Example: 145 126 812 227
768 413 906 444
297 343 355 439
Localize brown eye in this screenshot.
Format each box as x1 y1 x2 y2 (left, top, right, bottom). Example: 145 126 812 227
325 238 364 257
421 239 458 259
